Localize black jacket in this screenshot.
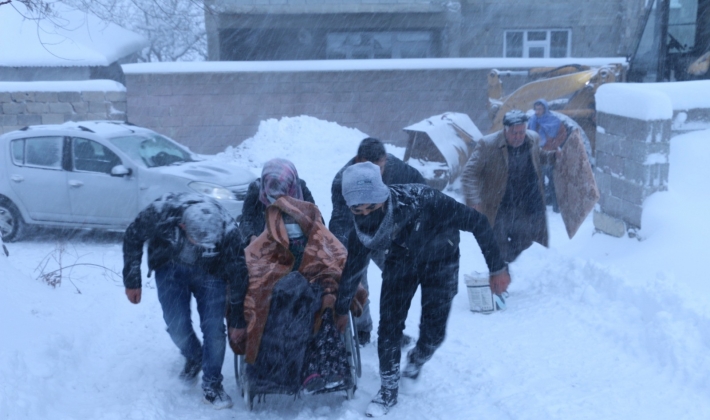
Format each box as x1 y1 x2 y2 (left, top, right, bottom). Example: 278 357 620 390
335 184 506 315
329 153 426 247
122 193 249 328
238 178 315 240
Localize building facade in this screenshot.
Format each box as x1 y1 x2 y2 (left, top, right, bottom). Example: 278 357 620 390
205 0 647 61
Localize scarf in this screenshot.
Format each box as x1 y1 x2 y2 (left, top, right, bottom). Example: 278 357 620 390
354 195 394 251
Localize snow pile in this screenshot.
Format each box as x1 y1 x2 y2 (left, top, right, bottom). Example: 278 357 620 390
215 115 405 216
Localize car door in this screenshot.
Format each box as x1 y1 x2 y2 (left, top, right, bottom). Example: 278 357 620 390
66 137 138 226
7 136 73 222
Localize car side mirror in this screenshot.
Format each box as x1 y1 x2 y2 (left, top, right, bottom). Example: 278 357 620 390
111 165 132 177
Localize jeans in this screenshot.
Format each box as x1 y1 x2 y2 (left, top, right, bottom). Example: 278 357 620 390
155 262 227 390
377 257 458 390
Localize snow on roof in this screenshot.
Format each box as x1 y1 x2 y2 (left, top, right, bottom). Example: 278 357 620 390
0 1 148 67
597 81 710 121
123 57 628 74
0 79 125 92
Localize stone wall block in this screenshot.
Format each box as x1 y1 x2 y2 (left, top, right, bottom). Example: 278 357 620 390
622 159 647 185
11 92 33 102
87 113 109 120
34 92 58 102
71 102 88 114
594 169 612 193
17 114 42 125
88 101 108 114
25 102 48 114
48 102 74 114
105 91 127 102
595 131 622 155
597 112 651 141
41 113 65 125
82 91 106 102
110 102 128 113
58 92 82 103
593 210 626 237
0 92 12 103
0 114 18 126
610 177 644 205
2 102 25 115
595 150 624 176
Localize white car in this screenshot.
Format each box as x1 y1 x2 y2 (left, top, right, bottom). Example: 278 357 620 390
0 121 256 241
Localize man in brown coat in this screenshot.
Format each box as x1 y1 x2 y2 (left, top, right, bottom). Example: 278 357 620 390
461 109 557 265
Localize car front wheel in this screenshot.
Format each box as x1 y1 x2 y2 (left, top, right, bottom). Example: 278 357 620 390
0 200 25 242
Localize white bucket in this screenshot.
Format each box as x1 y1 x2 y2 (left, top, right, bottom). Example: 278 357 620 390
464 272 497 314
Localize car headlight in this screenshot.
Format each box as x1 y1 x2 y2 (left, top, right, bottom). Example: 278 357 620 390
188 181 236 200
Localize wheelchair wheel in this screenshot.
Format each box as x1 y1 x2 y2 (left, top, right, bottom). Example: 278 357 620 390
344 312 360 400
235 354 253 410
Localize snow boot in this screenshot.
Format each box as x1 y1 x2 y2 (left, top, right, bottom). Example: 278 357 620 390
202 384 233 409
358 330 371 346
365 387 398 417
178 358 201 384
401 349 424 380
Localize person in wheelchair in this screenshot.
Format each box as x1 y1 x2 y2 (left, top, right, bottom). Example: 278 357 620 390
228 158 364 398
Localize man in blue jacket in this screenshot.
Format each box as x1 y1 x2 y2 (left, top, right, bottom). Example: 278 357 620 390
122 193 248 409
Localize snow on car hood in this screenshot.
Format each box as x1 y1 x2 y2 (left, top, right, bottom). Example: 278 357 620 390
152 160 255 188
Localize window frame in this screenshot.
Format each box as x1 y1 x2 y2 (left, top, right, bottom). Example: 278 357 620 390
503 29 572 58
10 136 65 170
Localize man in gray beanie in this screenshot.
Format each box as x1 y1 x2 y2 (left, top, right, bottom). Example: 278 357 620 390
330 138 425 346
334 162 510 417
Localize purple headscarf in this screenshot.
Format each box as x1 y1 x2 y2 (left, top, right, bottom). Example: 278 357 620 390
528 99 562 147
258 158 304 206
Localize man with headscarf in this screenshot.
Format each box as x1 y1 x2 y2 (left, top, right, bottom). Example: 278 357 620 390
239 158 316 244
330 137 426 345
528 99 568 212
122 193 248 409
334 162 509 417
461 109 558 265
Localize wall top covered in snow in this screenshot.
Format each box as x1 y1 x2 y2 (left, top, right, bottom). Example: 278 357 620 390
597 81 710 121
0 2 147 67
123 57 628 74
0 80 125 93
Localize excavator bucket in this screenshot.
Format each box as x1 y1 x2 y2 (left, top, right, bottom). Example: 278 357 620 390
403 113 482 190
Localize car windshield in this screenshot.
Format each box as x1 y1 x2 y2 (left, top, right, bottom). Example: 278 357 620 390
108 134 195 168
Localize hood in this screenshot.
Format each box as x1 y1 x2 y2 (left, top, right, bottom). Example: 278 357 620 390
153 160 256 188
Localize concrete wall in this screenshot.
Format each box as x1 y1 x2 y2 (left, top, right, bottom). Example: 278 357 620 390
124 68 505 154
0 90 127 134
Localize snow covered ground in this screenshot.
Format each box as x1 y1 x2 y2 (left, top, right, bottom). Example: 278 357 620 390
1 116 709 420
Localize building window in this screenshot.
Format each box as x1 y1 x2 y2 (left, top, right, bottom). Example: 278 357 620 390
326 31 433 59
504 29 571 58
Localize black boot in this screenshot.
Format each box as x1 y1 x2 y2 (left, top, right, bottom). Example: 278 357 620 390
365 387 398 417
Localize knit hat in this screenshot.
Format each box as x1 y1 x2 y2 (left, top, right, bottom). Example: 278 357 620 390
182 202 224 248
342 162 390 207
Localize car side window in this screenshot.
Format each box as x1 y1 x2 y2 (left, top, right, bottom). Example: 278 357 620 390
13 136 64 169
72 138 122 174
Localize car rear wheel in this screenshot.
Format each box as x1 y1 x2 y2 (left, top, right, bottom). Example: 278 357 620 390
0 200 25 242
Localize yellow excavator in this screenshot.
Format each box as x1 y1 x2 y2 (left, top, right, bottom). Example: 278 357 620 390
486 63 625 154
